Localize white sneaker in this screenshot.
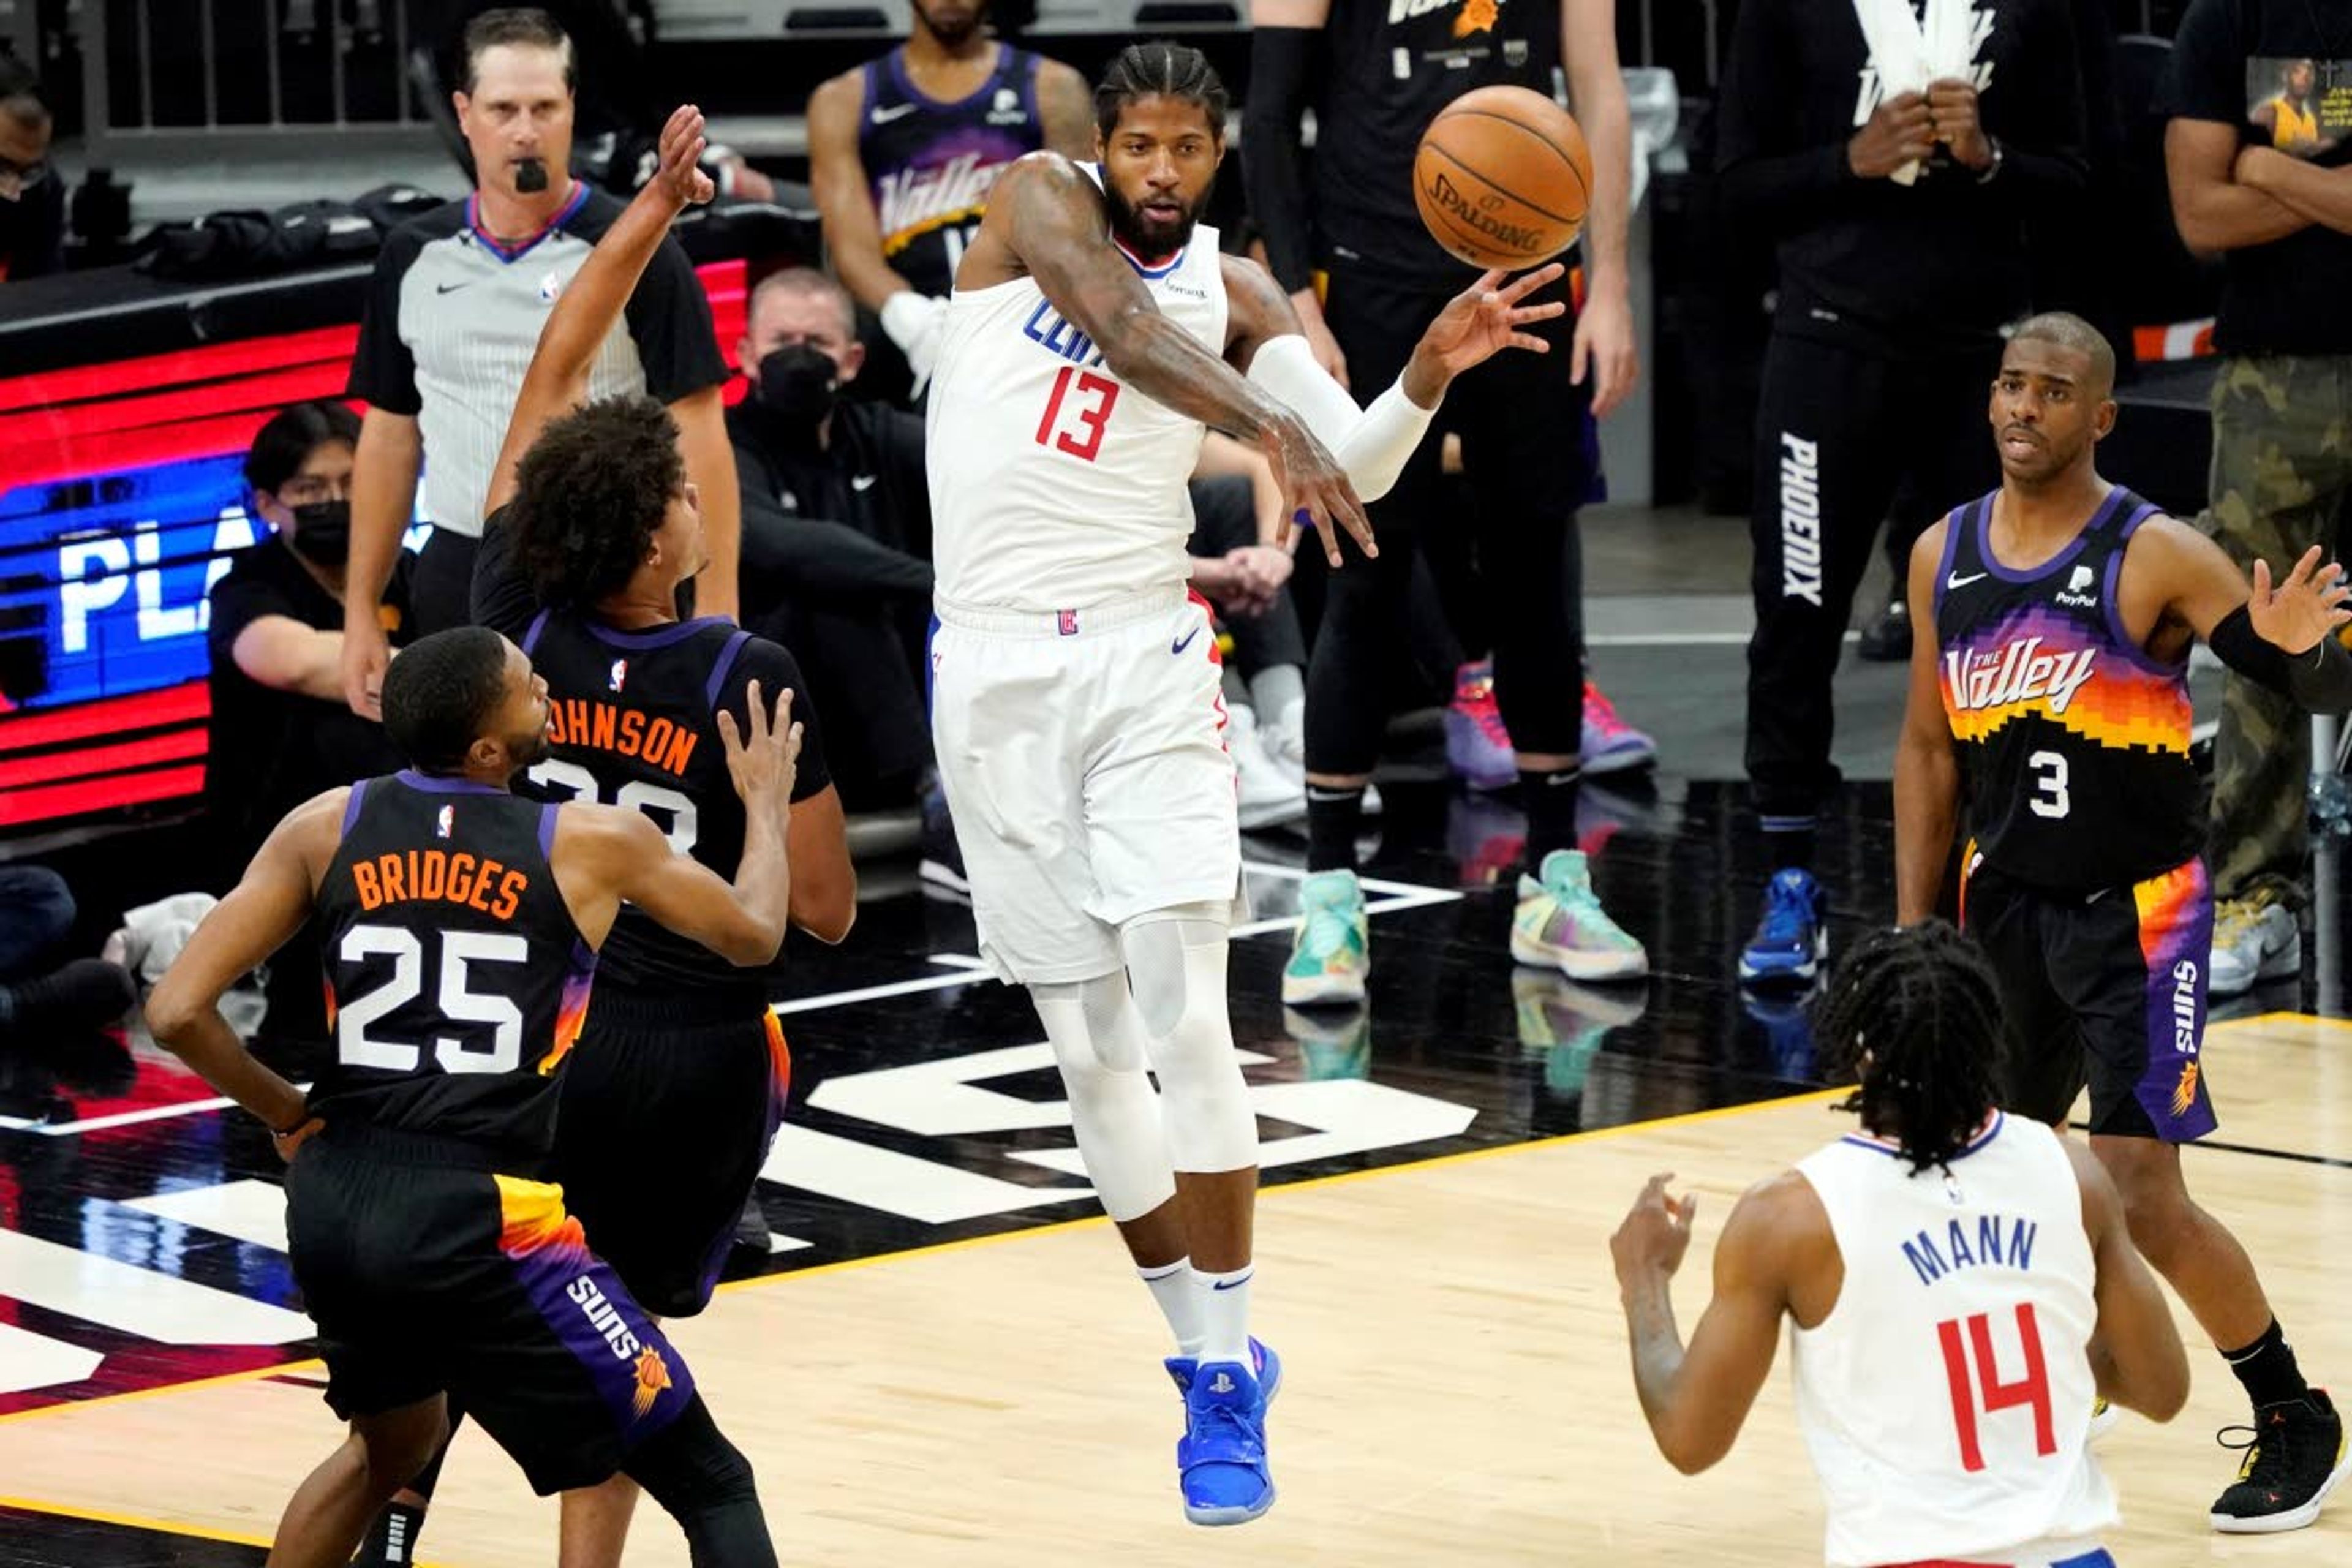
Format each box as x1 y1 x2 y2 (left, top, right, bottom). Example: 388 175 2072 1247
1259 699 1306 785
2210 894 2299 998
1229 706 1308 831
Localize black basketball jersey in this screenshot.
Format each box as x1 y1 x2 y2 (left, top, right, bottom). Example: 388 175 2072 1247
859 43 1046 298
1313 0 1565 287
312 772 595 1161
519 609 820 1001
1934 487 2203 892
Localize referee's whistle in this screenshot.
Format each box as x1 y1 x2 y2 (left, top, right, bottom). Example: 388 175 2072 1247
514 157 550 194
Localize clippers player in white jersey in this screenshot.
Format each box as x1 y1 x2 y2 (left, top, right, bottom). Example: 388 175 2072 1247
925 40 1569 1525
1610 922 2189 1568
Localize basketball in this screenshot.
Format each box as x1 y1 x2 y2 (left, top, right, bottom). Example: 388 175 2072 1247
1412 85 1594 271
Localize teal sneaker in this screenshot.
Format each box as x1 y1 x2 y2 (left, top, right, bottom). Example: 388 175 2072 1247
1283 869 1368 1006
1510 850 1648 982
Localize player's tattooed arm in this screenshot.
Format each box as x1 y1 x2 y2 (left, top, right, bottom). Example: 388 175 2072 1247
1612 1172 1796 1475
989 154 1374 563
487 104 715 524
148 793 338 1147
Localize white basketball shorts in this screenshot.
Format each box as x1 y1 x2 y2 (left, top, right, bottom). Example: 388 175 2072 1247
929 587 1244 984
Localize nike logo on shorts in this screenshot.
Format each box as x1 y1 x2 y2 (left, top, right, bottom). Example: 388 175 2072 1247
1172 626 1201 655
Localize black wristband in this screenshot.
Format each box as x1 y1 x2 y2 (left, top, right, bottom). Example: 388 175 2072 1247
2288 634 2352 712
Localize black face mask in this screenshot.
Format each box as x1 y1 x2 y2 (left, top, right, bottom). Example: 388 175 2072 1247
288 499 350 566
756 345 840 426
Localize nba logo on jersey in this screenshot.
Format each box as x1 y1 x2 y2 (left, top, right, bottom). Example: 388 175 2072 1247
609 658 629 693
435 805 454 840
538 270 565 303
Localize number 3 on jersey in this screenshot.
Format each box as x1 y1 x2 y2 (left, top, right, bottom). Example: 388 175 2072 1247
1036 365 1119 461
1937 1303 2057 1472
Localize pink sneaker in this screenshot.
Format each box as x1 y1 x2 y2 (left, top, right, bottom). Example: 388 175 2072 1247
1581 682 1656 776
1446 660 1518 792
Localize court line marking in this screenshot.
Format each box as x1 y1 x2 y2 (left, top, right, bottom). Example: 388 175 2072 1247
11 1015 2338 1428
1 865 1460 1135
0 1493 278 1551
0 1084 1831 1431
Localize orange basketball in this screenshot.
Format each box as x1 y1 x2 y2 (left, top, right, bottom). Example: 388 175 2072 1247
1412 85 1593 271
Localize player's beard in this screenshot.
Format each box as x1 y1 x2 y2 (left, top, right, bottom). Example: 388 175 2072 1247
1104 179 1201 262
507 722 552 775
916 0 981 47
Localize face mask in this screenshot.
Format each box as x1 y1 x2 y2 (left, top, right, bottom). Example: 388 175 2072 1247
288 499 350 565
757 344 840 426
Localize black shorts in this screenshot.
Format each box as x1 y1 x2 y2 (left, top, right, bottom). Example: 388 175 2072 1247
285 1125 698 1495
554 989 790 1318
1962 854 2220 1144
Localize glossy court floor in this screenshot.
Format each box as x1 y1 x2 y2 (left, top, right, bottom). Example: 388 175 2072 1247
2 540 2350 1563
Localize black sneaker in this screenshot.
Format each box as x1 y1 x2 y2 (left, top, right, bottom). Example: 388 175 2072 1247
918 780 970 899
1856 598 1911 663
2211 1388 2352 1533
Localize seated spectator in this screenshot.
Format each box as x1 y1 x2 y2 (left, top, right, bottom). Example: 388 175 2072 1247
206 401 412 1056
0 866 136 1098
1188 437 1310 829
0 53 62 282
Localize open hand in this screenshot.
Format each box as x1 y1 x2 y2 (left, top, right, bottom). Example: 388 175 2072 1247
1611 1173 1698 1287
2250 545 2352 656
1416 262 1570 381
652 104 717 209
1265 415 1374 569
718 680 802 816
1572 283 1639 418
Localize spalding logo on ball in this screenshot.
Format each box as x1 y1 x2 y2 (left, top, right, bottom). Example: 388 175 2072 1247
1413 85 1594 271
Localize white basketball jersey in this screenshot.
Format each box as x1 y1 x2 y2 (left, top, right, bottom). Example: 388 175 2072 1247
926 165 1227 612
1792 1114 2115 1567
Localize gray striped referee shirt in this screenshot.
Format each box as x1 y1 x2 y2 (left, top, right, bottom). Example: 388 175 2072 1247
346 181 726 537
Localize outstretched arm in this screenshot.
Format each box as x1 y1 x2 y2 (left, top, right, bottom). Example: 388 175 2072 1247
486 105 716 524
988 153 1373 563
2136 517 2352 711
1612 1174 1797 1475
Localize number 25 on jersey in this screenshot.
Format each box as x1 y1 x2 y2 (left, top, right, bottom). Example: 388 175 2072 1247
1036 366 1118 462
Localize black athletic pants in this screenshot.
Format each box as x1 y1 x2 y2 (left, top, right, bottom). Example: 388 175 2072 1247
1745 331 2002 820
1308 266 1591 774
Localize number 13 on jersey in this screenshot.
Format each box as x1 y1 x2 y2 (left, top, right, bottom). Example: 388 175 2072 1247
1036 365 1119 462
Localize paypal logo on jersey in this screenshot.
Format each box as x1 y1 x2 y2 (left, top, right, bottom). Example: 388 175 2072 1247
1021 300 1105 368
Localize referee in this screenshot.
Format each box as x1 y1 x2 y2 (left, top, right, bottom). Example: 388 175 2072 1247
339 6 737 715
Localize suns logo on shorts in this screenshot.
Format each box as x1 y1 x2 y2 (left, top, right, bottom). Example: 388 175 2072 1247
631 1345 673 1419
435 805 454 840
2172 1059 2201 1119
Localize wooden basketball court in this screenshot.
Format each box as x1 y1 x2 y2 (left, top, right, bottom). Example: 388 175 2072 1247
3 1016 2345 1565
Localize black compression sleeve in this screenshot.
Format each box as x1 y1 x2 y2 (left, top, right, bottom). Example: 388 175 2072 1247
2209 603 2352 711
1240 26 1321 295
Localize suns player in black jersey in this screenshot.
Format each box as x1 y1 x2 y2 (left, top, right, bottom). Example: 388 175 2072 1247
1895 312 2352 1534
145 625 802 1567
358 108 855 1568
807 0 1092 399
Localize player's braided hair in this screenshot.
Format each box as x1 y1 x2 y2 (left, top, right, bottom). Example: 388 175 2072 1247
1094 40 1228 142
1814 921 2008 1175
508 396 683 609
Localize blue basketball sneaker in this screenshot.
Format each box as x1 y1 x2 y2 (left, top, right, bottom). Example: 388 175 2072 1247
1174 1354 1278 1526
1164 1338 1282 1404
1740 867 1828 985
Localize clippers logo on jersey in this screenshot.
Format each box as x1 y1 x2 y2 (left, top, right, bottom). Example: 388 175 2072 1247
1939 606 2189 755
1022 300 1104 367
435 804 454 840
608 657 628 693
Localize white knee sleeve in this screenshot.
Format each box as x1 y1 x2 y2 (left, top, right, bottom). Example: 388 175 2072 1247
1031 974 1176 1223
1120 908 1258 1174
